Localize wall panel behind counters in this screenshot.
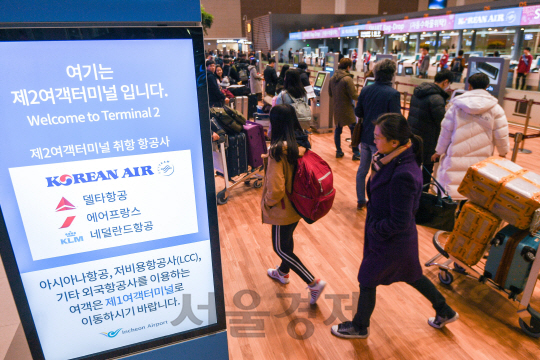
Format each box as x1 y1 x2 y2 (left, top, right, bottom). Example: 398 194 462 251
346 0 379 15
379 0 419 15
301 0 335 14
241 0 301 23
203 0 243 39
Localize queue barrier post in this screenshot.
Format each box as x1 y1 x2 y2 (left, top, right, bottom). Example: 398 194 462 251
512 132 524 163
519 99 534 154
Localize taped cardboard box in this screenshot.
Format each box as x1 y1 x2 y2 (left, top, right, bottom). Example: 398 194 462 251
444 233 489 266
453 202 501 243
490 174 540 229
458 158 519 208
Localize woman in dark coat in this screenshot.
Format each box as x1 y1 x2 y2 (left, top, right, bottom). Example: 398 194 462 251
331 113 459 339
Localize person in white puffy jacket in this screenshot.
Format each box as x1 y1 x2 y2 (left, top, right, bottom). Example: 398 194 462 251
431 73 509 199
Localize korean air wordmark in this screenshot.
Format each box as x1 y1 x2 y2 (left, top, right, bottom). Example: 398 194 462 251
46 166 154 187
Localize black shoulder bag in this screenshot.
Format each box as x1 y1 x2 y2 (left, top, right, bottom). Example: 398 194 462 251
415 166 458 232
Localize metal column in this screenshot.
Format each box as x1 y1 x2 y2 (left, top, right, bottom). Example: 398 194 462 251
457 29 463 54
512 28 524 61
384 35 389 54
415 34 420 54
435 32 440 54
339 37 343 54
470 31 476 51
406 34 411 55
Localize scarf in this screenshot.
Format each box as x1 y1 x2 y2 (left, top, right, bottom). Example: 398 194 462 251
370 140 412 179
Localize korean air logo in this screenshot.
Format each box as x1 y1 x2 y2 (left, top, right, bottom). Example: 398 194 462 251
506 11 517 24
157 161 174 176
57 174 73 186
100 328 122 338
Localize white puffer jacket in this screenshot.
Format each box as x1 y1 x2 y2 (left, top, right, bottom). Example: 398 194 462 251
434 89 509 200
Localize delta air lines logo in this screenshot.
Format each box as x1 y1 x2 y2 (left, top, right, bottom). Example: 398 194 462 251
56 197 76 228
100 328 122 338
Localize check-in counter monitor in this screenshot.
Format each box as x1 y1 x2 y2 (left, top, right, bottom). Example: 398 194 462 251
364 77 375 87
311 71 333 133
465 57 510 104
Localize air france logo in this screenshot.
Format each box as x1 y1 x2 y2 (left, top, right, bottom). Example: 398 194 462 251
157 161 174 176
100 328 122 338
46 166 154 187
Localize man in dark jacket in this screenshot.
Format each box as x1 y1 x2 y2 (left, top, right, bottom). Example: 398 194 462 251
264 59 279 96
329 58 360 160
355 59 401 210
223 58 240 84
297 62 311 87
418 45 430 78
408 69 453 185
206 60 228 108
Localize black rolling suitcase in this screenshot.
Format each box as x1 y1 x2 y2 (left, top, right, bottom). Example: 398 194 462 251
226 132 248 178
248 94 258 119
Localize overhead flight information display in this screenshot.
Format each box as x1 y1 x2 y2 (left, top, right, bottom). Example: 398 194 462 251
0 30 225 360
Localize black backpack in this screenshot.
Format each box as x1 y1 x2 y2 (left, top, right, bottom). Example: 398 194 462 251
451 58 463 73
210 106 246 134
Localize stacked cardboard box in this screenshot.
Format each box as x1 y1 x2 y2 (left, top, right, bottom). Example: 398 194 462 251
444 202 501 266
457 157 540 229
444 157 540 266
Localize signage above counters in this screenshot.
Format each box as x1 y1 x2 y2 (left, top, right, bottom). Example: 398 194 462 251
289 4 540 40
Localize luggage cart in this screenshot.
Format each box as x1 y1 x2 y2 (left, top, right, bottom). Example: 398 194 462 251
212 137 263 205
426 231 540 338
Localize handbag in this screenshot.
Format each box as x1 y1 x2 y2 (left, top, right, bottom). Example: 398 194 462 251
351 118 363 148
415 166 458 232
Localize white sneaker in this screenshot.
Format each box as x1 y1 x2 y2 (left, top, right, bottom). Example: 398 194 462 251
267 266 290 284
307 279 326 304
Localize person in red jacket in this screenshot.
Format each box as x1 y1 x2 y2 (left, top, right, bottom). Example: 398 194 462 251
439 49 449 70
516 47 533 90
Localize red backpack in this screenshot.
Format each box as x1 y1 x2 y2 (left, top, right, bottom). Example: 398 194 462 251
287 150 336 224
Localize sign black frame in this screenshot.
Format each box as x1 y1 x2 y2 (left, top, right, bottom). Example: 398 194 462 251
0 24 226 360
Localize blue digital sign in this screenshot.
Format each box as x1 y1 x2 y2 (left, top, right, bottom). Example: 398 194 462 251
0 0 201 22
428 0 447 10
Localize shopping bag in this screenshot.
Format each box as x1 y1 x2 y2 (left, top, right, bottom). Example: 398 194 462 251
415 167 458 232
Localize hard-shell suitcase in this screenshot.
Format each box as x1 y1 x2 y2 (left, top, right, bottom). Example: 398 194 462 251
225 132 248 178
235 96 249 120
484 225 540 295
243 121 267 169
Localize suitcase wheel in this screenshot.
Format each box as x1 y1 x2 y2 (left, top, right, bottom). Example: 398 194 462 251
253 180 263 188
217 189 228 205
519 317 540 338
438 270 454 285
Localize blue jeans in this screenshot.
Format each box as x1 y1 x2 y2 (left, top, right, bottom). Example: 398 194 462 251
335 123 360 155
356 143 378 205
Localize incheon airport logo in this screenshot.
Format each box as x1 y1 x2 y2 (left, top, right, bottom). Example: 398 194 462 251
100 328 122 338
157 161 174 176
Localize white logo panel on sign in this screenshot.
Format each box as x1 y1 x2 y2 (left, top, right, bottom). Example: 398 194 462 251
9 150 198 260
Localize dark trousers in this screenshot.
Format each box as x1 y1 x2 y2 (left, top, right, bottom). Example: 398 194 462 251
335 123 360 155
516 72 528 90
352 275 453 329
272 223 315 284
452 72 462 83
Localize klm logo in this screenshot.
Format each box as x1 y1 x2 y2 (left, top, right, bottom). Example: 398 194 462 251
61 231 83 245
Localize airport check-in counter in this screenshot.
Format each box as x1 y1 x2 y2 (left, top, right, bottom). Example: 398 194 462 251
324 52 339 79
429 53 443 77
311 71 333 133
401 55 418 77
293 51 304 68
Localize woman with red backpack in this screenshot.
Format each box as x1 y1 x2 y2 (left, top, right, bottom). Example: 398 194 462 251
262 104 326 305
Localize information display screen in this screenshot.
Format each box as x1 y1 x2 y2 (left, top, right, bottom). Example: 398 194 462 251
0 27 225 360
314 73 326 89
